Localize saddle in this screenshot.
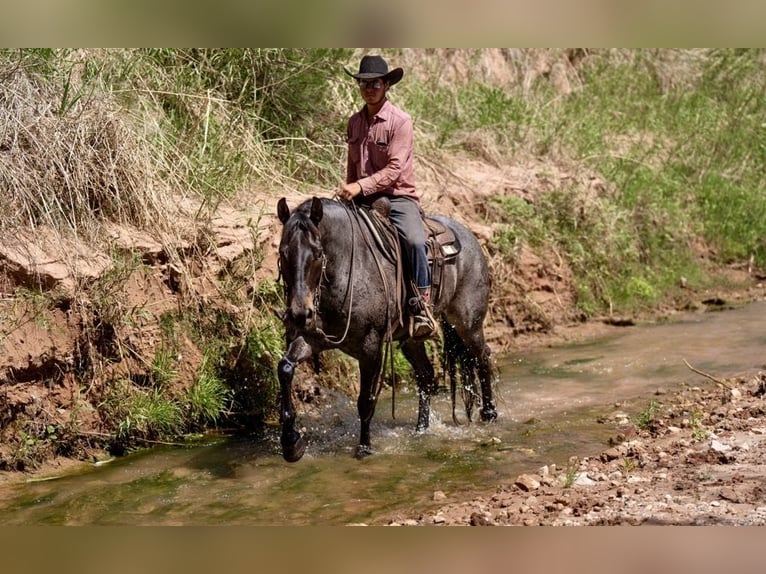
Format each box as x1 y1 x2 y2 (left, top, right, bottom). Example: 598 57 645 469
356 198 461 308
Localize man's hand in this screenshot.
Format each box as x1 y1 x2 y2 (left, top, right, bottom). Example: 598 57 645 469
338 182 362 201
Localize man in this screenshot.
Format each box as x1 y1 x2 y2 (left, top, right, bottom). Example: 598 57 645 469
338 54 435 339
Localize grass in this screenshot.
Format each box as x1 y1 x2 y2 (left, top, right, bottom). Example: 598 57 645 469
636 401 660 432
417 48 766 318
186 355 233 429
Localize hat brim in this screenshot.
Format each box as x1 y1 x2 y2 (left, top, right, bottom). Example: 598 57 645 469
344 67 404 86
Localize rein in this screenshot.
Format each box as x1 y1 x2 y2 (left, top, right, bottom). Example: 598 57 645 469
313 198 356 346
322 198 401 419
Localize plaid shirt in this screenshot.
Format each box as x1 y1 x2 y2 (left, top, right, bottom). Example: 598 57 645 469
345 99 418 201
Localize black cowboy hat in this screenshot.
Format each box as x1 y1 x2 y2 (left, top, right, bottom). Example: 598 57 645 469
344 54 404 86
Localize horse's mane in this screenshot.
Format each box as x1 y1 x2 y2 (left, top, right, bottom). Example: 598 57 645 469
290 197 349 231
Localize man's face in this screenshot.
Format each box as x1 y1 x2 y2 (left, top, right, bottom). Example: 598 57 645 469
358 79 388 106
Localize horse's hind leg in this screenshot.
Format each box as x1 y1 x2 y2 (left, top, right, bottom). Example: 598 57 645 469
476 341 498 422
452 324 497 423
443 320 479 423
400 339 436 432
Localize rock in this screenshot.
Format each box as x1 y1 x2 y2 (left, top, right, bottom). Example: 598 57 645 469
433 490 447 501
710 439 732 453
469 512 493 526
0 227 112 293
514 473 541 492
573 473 597 487
601 447 621 461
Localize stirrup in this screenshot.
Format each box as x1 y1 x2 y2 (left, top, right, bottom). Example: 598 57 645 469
408 296 436 340
411 315 435 340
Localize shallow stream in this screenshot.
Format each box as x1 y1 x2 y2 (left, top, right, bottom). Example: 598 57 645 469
2 301 765 525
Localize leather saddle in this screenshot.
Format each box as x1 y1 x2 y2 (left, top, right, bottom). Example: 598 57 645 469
356 198 461 306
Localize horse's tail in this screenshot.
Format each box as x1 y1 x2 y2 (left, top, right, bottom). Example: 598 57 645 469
442 320 480 425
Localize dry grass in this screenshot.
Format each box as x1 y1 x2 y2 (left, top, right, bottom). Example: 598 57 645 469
0 57 179 242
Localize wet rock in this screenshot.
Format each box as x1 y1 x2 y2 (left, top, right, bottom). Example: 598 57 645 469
469 512 493 526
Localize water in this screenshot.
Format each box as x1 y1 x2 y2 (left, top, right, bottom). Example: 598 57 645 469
2 301 765 525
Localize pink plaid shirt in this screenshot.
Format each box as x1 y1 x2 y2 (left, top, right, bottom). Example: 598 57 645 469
345 100 418 201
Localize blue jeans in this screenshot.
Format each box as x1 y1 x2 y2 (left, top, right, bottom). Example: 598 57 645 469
387 196 430 291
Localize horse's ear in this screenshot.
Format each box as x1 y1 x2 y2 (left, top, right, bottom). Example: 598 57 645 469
310 197 323 226
277 198 290 224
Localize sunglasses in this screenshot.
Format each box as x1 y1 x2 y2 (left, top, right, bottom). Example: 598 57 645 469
357 79 385 89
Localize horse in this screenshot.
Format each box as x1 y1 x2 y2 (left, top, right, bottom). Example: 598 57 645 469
275 196 497 462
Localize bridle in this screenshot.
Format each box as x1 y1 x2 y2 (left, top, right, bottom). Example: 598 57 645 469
278 199 356 346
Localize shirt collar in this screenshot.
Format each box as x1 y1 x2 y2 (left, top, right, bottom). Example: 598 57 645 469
362 99 392 122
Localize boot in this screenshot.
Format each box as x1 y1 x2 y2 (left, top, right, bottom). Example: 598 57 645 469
409 287 436 340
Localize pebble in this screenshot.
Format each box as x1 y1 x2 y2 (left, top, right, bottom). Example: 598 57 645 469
601 447 621 461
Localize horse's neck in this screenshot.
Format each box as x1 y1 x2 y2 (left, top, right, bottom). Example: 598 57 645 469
318 202 355 258
319 202 379 276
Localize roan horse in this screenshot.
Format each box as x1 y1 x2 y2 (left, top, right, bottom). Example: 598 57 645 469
276 196 497 462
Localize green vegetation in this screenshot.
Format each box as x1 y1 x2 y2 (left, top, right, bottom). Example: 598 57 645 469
1 48 765 463
401 48 766 316
636 400 660 432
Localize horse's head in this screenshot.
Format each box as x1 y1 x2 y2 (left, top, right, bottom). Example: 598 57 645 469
277 197 325 330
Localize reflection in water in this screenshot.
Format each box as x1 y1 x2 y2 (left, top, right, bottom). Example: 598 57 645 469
1 301 765 525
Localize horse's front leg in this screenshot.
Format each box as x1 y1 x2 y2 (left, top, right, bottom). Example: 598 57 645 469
278 336 314 462
355 351 383 459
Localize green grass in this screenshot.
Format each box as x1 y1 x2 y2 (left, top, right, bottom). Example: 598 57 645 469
186 356 233 429
440 49 766 317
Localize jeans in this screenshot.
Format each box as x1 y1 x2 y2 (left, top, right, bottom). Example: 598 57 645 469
387 196 430 291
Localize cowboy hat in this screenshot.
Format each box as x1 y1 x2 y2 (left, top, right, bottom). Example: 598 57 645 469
344 55 404 86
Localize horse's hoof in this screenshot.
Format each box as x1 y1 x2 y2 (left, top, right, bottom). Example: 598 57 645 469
480 406 498 423
355 445 373 459
281 432 306 462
